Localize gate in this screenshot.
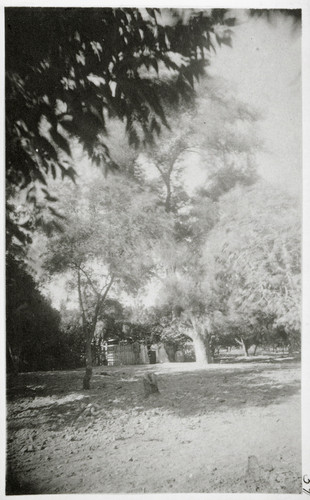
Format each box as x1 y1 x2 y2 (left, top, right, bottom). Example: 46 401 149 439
107 344 136 366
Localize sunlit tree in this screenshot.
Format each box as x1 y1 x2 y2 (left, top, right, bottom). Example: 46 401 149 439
44 172 172 387
203 181 301 354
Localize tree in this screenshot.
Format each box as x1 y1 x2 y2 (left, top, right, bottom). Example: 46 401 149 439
138 77 259 213
249 9 301 22
155 180 301 362
156 265 223 365
129 82 262 364
6 8 234 193
44 172 172 387
142 80 262 363
58 305 86 368
5 8 235 297
6 7 299 195
153 193 220 365
6 254 62 373
203 181 301 355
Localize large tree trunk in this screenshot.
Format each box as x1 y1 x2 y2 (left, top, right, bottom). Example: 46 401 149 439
241 338 249 357
235 336 249 357
165 182 172 212
78 268 93 390
77 269 115 390
7 341 19 375
204 334 214 364
190 317 213 366
192 332 208 365
83 336 93 390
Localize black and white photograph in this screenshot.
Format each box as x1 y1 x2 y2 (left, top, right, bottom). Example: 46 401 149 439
3 3 309 496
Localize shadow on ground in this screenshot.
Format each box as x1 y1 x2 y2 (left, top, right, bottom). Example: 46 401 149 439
7 359 300 432
6 467 41 496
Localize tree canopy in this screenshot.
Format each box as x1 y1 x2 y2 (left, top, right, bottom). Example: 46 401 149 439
6 255 62 372
203 181 301 351
6 8 234 192
43 171 173 385
6 8 301 374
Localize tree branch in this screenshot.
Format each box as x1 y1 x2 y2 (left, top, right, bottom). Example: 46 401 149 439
189 312 198 331
100 273 115 305
89 274 115 339
77 268 88 331
78 265 101 298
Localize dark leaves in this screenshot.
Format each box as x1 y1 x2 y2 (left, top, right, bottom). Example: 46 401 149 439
62 166 77 182
42 188 58 202
7 7 235 189
145 8 158 21
6 7 235 245
48 206 66 219
32 168 47 186
249 9 301 22
50 128 71 157
224 17 236 27
33 137 58 162
51 163 57 179
219 37 232 48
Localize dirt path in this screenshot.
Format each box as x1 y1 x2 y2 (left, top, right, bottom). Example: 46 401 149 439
6 360 301 494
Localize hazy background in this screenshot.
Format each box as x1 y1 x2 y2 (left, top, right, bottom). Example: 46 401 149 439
209 10 301 196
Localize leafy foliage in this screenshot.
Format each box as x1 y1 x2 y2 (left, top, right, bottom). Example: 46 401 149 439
137 78 260 216
6 8 234 191
6 255 63 372
43 171 173 383
45 173 172 284
5 8 235 265
249 9 301 22
203 181 301 349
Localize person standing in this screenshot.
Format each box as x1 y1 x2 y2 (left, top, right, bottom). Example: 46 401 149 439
150 342 159 363
139 340 149 364
158 342 169 363
132 340 140 365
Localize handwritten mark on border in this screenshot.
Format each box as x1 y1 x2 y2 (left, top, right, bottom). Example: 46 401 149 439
303 475 310 495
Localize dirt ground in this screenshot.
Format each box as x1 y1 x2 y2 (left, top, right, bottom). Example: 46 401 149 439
6 356 301 494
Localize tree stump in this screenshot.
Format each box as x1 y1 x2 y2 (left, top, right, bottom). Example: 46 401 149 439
143 373 159 397
83 367 92 390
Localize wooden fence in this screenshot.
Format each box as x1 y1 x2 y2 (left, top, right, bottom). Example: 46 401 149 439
106 344 136 366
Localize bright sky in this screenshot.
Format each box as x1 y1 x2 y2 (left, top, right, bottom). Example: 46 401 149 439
208 11 301 196
140 11 301 197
